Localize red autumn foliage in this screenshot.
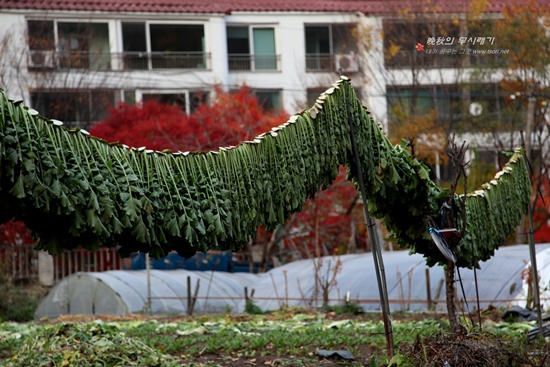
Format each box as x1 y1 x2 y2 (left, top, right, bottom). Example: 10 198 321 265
0 220 35 265
0 220 34 247
90 86 288 152
289 167 366 259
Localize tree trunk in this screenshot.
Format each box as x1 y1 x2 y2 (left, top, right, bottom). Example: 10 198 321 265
443 207 460 333
245 240 254 274
445 261 460 332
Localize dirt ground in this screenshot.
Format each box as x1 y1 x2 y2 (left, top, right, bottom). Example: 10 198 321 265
44 310 548 367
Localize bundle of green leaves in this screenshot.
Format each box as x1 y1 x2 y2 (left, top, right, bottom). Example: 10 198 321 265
0 77 531 267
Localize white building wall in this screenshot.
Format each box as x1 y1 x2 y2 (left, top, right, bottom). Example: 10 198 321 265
356 15 388 130
0 13 29 101
225 11 362 112
209 16 230 90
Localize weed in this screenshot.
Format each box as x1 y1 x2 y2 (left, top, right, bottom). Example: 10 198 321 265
323 300 364 315
244 299 264 314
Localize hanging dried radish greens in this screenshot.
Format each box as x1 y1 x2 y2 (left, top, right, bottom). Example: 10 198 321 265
0 77 531 267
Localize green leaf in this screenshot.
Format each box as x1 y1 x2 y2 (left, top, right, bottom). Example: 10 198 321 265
9 173 25 198
417 166 429 180
131 219 149 243
167 216 181 237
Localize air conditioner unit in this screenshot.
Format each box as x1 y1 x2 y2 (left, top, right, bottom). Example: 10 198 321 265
28 50 55 69
335 53 359 73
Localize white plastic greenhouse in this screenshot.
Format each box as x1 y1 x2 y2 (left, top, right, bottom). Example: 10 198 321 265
253 243 550 312
34 244 550 321
34 269 260 321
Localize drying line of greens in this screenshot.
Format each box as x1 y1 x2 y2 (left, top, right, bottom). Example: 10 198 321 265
0 76 531 267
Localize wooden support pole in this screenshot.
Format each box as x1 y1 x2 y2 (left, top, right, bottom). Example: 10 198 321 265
528 203 544 338
342 72 394 359
425 268 432 311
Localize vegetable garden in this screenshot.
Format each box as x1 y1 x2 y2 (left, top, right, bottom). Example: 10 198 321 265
0 76 542 365
1 312 548 367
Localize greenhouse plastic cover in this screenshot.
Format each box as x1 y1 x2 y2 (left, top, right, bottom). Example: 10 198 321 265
34 269 260 321
35 244 550 321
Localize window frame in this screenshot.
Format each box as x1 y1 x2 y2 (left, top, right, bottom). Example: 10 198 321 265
252 89 282 112
120 20 208 70
226 24 279 72
134 89 208 115
30 88 118 130
304 23 357 72
27 18 112 70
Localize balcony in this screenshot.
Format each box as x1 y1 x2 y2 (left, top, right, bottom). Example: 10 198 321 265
124 51 211 70
305 53 335 72
385 50 460 69
305 53 361 74
385 50 505 70
28 50 211 71
228 54 280 72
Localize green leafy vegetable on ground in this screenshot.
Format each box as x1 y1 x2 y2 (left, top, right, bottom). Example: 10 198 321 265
0 314 547 367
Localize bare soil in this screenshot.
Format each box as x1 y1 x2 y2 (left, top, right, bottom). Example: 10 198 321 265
43 311 549 367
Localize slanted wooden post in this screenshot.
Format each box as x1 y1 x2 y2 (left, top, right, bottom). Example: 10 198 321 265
342 71 394 359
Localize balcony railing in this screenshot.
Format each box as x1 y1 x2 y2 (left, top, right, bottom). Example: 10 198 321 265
124 51 211 70
386 50 505 69
228 54 280 71
28 50 211 71
386 50 460 69
305 53 336 72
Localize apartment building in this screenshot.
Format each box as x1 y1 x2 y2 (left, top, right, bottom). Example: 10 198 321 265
0 1 377 129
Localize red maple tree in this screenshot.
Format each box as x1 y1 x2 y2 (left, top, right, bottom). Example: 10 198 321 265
0 220 36 269
90 86 287 152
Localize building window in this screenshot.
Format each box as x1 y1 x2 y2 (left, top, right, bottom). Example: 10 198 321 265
227 26 279 71
58 22 110 70
121 22 209 70
387 83 524 134
27 21 55 70
27 20 110 70
307 88 326 107
382 19 500 69
31 90 117 130
254 90 282 112
386 85 457 124
135 90 209 115
383 20 459 69
305 24 358 73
